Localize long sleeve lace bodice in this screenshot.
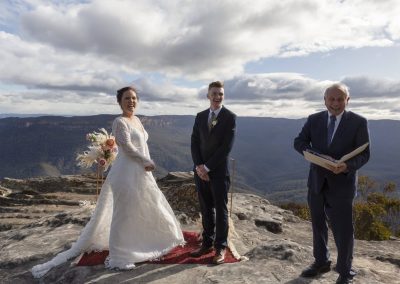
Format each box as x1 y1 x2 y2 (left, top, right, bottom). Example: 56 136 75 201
112 117 153 167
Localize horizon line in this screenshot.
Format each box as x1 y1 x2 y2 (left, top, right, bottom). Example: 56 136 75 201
1 113 400 121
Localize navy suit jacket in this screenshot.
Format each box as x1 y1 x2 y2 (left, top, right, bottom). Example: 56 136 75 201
294 110 370 198
191 106 236 178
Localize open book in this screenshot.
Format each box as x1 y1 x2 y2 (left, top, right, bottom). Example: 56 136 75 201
303 142 369 170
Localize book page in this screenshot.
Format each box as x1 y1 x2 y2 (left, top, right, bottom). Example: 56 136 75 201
338 142 369 162
302 142 369 170
303 151 338 170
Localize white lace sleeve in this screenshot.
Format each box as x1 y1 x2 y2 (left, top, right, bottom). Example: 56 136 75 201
112 118 153 166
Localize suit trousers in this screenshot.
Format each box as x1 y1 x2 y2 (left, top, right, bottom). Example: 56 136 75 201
194 173 230 250
308 180 354 277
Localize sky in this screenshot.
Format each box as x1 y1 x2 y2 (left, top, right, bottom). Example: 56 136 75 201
1 0 400 119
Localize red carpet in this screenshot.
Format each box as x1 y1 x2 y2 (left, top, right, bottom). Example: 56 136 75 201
77 231 239 266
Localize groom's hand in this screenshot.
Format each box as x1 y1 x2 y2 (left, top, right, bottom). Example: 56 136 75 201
196 165 210 181
201 173 210 181
198 172 210 181
196 164 208 176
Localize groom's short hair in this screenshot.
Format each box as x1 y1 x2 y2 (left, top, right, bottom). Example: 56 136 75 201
208 81 224 91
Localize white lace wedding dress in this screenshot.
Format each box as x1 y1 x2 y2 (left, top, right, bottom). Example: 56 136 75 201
31 116 185 278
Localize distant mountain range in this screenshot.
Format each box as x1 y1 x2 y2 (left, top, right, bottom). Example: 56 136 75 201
0 113 54 119
1 114 399 202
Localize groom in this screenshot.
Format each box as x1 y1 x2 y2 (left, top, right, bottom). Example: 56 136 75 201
190 80 236 264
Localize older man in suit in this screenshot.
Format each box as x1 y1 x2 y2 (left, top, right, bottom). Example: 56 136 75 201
294 83 370 284
190 80 236 264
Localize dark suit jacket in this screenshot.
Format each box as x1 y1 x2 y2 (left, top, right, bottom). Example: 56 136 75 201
191 106 236 178
294 110 370 198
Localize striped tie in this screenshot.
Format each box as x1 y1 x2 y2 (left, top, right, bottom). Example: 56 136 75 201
208 111 215 131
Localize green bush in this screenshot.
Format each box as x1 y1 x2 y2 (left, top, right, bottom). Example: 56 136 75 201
279 202 310 221
354 182 400 240
278 177 399 241
353 202 391 240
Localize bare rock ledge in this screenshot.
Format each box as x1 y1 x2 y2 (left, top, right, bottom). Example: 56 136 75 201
0 173 399 283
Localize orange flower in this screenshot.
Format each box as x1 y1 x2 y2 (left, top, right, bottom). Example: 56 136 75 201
106 138 115 148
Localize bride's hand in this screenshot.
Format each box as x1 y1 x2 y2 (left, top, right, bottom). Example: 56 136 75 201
144 161 156 171
145 165 155 171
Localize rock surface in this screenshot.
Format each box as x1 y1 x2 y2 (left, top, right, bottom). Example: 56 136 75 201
0 172 399 283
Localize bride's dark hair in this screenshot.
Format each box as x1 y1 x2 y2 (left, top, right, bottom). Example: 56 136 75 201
117 86 139 104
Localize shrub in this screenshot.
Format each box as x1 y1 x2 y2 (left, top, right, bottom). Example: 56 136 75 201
279 202 310 221
357 176 377 201
355 185 400 239
353 202 391 240
278 177 399 241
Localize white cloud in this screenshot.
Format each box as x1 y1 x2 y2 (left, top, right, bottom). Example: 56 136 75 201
0 31 129 93
343 76 400 99
12 0 400 80
223 73 329 101
2 73 400 120
132 78 198 102
220 74 400 102
1 0 400 119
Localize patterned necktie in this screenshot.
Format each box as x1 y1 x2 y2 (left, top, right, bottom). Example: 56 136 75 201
327 115 336 145
208 111 215 131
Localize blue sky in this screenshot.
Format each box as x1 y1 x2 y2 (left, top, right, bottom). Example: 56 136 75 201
1 0 400 119
246 46 400 81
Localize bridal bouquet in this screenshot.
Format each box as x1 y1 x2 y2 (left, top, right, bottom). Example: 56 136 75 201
76 128 118 171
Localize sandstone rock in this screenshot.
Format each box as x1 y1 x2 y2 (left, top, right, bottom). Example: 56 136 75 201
236 212 248 220
245 240 305 261
254 218 283 234
0 185 12 197
0 224 12 232
158 172 199 220
1 173 399 284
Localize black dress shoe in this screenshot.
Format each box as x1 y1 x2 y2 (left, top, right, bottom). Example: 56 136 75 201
190 246 213 257
301 261 331 277
336 275 353 284
334 266 357 277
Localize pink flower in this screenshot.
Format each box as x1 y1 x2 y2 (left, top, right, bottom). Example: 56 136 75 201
98 158 106 166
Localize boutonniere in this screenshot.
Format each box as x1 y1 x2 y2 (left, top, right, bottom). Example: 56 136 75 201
211 119 218 127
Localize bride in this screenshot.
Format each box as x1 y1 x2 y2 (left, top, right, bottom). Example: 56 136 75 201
32 86 185 278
